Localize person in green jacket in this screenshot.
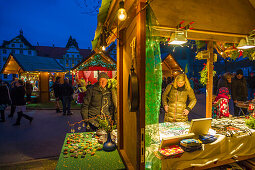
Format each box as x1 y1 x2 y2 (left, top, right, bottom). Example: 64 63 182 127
162 74 197 122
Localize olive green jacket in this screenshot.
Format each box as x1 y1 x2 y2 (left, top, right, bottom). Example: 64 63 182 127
162 84 197 122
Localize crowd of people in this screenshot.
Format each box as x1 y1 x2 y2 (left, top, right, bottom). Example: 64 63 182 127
212 69 254 118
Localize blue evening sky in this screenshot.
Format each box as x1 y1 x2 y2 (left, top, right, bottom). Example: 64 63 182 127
0 0 98 49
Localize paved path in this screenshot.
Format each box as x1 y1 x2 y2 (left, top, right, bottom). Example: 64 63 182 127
0 109 82 165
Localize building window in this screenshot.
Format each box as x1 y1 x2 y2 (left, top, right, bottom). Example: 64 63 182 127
11 49 15 54
12 44 15 48
20 49 23 54
3 57 7 61
66 54 69 58
77 55 79 58
28 50 31 55
4 74 8 79
3 49 7 54
20 44 23 48
12 74 16 78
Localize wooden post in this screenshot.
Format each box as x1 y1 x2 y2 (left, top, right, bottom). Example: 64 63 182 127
39 72 50 103
206 41 214 118
137 1 146 169
117 29 124 150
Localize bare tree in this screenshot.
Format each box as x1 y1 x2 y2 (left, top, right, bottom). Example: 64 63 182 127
74 0 101 15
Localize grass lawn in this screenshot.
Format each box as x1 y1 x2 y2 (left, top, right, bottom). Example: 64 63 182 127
26 101 82 110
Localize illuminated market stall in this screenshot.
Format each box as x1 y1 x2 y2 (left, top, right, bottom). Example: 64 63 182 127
55 0 255 169
1 54 65 102
88 0 255 169
71 51 116 84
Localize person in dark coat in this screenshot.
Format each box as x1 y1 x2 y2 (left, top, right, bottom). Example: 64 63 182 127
81 72 115 132
53 76 62 113
0 79 11 122
25 81 33 103
217 72 232 93
61 78 74 115
232 69 248 116
8 78 19 118
13 80 33 126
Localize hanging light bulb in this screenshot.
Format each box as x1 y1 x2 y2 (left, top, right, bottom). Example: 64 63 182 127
118 1 127 21
100 27 107 51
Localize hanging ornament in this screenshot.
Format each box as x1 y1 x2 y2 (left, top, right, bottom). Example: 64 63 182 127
82 123 85 127
78 126 81 130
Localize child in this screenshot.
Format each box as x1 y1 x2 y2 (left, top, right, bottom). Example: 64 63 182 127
212 87 231 118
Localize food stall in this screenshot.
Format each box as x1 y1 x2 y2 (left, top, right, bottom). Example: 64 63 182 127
1 54 65 102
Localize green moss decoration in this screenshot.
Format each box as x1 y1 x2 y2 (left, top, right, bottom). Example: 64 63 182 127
245 116 255 129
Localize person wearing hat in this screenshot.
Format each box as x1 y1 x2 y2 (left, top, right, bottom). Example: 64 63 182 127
53 76 62 113
81 72 115 131
232 69 248 116
162 74 197 122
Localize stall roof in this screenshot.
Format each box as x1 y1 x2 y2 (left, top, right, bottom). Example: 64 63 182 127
149 0 255 42
72 50 116 71
1 54 65 74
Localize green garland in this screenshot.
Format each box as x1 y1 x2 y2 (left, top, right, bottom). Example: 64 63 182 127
199 64 216 85
77 54 116 70
107 78 117 89
245 113 255 129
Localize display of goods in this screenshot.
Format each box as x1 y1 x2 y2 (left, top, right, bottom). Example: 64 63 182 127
180 139 201 147
211 118 252 137
199 134 217 144
158 145 184 158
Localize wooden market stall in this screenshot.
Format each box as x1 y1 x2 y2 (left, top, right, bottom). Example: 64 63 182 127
162 54 183 78
1 54 65 102
71 51 117 84
91 0 255 169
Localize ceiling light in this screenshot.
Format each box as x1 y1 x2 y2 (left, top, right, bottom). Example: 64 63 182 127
237 37 255 49
169 30 187 45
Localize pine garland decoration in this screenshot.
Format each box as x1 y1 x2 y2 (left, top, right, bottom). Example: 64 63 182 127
199 64 216 85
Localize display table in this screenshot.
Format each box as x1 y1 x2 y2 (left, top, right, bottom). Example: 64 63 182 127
146 120 255 169
56 132 125 170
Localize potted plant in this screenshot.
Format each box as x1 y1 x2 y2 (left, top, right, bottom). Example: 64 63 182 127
97 115 117 152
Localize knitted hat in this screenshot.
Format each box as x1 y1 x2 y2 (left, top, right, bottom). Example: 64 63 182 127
98 72 109 80
236 69 243 75
218 87 229 96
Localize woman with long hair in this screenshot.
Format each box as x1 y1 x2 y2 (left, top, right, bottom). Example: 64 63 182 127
162 74 197 122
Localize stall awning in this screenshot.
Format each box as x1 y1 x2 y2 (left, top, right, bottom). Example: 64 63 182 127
92 0 113 50
149 0 255 42
1 54 65 74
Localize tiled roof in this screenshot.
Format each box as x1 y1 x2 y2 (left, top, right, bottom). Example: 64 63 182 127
12 54 64 72
35 46 66 59
35 46 92 59
1 34 34 49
